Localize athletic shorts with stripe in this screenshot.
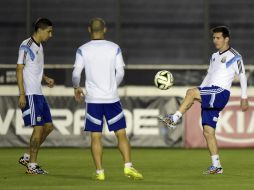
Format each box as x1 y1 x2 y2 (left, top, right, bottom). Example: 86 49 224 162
21 95 52 127
198 85 230 128
84 101 126 132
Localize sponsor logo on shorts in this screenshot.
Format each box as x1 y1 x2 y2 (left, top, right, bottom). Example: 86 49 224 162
213 117 218 122
37 116 42 122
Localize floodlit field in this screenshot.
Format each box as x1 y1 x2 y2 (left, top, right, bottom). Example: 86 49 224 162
0 148 253 190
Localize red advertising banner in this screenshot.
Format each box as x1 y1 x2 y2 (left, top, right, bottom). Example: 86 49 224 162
185 97 254 148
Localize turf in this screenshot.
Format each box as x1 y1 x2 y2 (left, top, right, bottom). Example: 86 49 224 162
0 148 253 190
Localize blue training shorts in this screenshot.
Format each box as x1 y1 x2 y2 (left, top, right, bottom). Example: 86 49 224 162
21 95 52 127
198 86 230 128
84 101 126 132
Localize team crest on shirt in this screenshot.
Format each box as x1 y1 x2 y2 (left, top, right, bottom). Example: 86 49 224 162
221 56 227 63
37 116 42 122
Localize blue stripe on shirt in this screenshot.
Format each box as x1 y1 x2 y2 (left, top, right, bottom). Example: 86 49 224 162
226 55 241 68
20 45 35 61
76 48 83 56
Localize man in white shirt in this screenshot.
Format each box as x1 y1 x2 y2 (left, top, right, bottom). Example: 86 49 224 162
72 18 143 181
159 26 249 174
16 18 54 174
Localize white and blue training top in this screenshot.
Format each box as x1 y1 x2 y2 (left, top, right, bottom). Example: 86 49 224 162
17 37 44 95
72 40 125 103
200 47 248 98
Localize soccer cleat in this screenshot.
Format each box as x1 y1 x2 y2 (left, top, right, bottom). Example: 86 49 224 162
203 166 223 175
92 172 105 181
124 167 143 180
26 165 48 175
158 114 177 129
19 156 29 167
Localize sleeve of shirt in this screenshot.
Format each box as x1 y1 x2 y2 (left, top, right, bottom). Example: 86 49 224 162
17 44 26 65
72 48 85 88
235 58 248 99
115 47 125 86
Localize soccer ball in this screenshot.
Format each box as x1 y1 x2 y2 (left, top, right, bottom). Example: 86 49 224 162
154 70 174 90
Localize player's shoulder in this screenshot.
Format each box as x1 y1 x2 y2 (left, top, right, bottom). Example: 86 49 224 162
228 47 242 57
104 40 120 48
19 37 33 47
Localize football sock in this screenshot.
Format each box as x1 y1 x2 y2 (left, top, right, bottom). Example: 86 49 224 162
124 162 133 168
172 111 182 123
23 153 30 160
96 169 104 174
211 154 221 167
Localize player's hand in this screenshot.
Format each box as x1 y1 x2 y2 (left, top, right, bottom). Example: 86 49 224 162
18 94 26 108
240 98 249 112
74 87 85 103
45 77 54 88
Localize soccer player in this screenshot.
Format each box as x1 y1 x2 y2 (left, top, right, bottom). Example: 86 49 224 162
72 18 143 181
159 26 249 174
16 18 54 174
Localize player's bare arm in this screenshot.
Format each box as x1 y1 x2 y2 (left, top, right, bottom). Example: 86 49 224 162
16 64 26 108
43 74 54 88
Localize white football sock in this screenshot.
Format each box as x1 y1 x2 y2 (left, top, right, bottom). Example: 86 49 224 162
96 169 104 174
124 162 133 168
23 153 30 160
172 111 182 123
211 154 221 167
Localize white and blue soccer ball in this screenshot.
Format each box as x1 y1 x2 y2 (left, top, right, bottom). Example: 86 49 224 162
154 70 174 90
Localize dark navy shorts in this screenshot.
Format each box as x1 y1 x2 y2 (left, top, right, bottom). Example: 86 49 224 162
21 95 52 127
198 86 230 128
84 101 126 132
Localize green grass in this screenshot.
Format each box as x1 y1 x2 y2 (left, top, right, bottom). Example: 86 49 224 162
0 148 254 190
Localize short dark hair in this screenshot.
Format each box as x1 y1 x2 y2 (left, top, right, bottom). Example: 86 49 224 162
211 26 230 38
34 18 53 32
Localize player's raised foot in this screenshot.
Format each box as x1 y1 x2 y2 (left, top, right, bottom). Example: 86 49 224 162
203 166 223 175
92 172 105 181
158 114 176 129
26 165 48 175
124 167 143 180
19 156 29 167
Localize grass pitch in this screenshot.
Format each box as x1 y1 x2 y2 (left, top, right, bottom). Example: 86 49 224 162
0 148 253 190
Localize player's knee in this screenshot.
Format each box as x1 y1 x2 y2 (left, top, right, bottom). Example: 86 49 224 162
115 128 126 137
186 89 195 98
203 130 214 139
91 133 102 141
186 88 200 100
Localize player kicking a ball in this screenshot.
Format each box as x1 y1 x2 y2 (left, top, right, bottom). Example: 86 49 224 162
159 26 249 174
17 18 54 174
72 18 143 181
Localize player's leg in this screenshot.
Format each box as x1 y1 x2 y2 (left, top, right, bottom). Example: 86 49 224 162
40 96 54 145
26 95 49 174
84 103 105 180
203 125 218 155
114 128 131 163
26 125 48 174
159 87 201 127
203 125 223 174
18 95 31 167
105 102 143 180
40 122 53 145
114 128 143 180
91 132 103 171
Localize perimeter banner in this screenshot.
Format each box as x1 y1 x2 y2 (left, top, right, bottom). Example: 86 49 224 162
0 96 184 147
185 97 254 148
